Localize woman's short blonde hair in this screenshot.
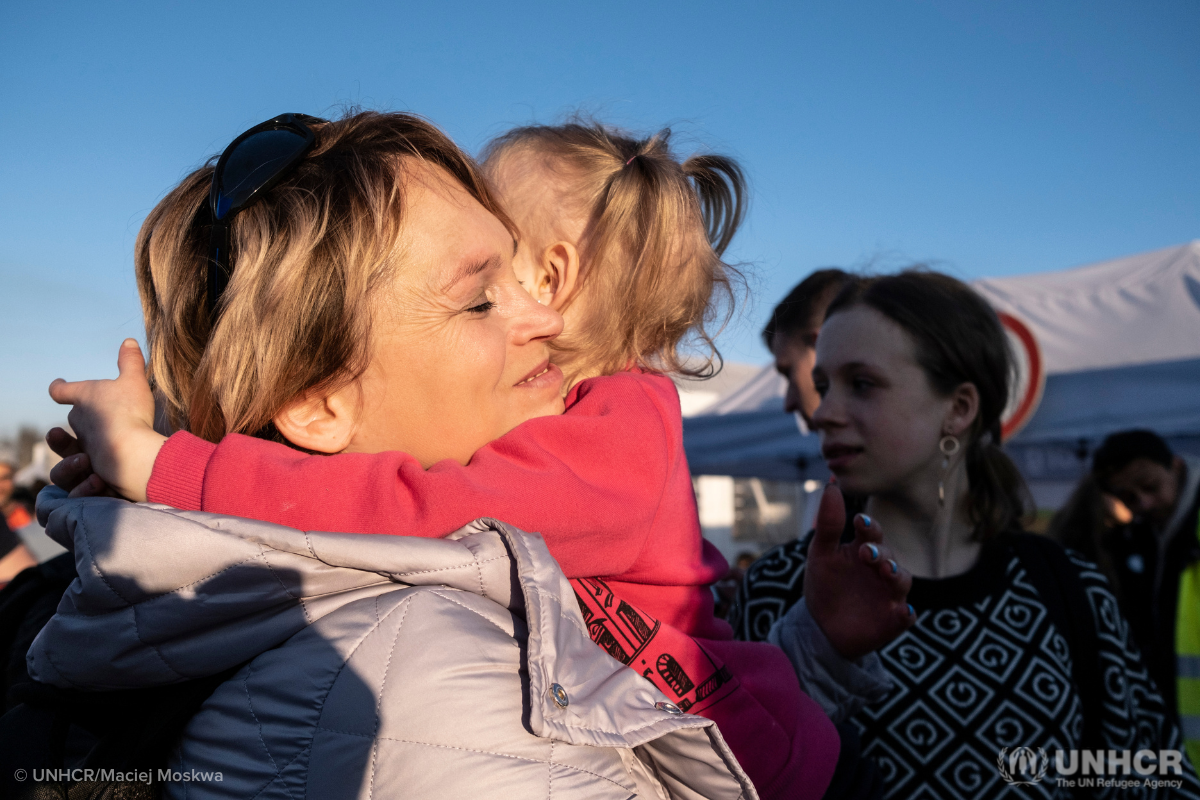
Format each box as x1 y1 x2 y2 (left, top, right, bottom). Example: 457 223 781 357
136 110 510 442
481 120 745 382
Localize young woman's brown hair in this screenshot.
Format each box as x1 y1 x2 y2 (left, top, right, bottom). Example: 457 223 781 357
135 111 512 442
826 270 1033 538
480 120 745 383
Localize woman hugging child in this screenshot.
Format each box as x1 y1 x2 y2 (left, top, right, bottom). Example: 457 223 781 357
51 113 913 799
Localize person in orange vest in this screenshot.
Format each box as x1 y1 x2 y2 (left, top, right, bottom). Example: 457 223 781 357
0 458 36 587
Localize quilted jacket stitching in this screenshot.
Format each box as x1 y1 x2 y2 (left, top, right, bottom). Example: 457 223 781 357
291 530 507 583
526 585 588 640
247 744 314 800
258 546 311 623
66 522 191 684
116 548 268 606
387 555 509 580
44 578 395 622
242 660 301 800
423 589 519 638
77 515 135 606
367 593 412 800
88 506 280 604
35 524 182 686
241 593 418 800
244 743 314 800
310 728 635 793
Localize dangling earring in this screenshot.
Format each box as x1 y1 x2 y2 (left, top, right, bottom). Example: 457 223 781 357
938 435 960 507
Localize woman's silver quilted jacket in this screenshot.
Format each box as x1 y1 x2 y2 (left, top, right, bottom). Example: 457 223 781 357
29 490 757 799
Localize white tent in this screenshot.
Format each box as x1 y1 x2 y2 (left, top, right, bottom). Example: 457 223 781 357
682 241 1200 498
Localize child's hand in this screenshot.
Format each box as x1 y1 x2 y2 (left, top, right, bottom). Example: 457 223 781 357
47 427 119 498
803 482 916 660
47 339 167 503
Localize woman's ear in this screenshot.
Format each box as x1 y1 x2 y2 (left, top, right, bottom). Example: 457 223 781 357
272 384 360 454
538 241 581 311
943 382 981 439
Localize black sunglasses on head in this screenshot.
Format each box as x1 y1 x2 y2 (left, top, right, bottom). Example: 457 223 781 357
206 113 327 318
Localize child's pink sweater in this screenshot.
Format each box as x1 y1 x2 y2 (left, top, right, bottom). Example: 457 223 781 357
147 371 838 800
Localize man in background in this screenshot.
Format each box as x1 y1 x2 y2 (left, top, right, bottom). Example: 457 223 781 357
761 269 853 428
1092 429 1200 760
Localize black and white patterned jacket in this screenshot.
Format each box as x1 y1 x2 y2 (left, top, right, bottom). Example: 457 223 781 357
730 531 1200 799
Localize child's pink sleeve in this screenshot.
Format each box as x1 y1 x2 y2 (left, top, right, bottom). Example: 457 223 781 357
146 373 677 578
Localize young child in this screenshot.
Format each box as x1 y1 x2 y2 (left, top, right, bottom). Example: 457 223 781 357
53 119 913 799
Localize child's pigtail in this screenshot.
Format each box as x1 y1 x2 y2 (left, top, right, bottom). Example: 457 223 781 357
683 155 747 257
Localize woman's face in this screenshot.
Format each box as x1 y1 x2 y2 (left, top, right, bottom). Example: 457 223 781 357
810 305 954 496
346 162 565 466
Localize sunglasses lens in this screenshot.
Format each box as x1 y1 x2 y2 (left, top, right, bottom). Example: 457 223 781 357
214 129 310 219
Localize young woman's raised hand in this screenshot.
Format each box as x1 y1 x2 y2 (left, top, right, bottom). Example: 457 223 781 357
803 482 916 659
47 339 166 503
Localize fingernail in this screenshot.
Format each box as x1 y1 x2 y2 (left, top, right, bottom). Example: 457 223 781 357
867 544 879 560
907 604 915 617
860 514 872 527
889 559 898 574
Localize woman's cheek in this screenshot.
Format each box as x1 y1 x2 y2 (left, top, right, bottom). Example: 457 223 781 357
857 408 916 478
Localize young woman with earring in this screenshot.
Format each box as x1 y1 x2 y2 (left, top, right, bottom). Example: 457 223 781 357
731 271 1200 799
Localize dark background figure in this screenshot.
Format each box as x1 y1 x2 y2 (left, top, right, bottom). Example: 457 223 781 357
1046 473 1131 599
1090 430 1200 729
761 268 853 428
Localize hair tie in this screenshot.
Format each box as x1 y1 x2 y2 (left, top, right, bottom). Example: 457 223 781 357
625 154 638 166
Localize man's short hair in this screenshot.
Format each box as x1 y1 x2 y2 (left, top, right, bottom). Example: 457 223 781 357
762 268 853 351
1092 429 1174 484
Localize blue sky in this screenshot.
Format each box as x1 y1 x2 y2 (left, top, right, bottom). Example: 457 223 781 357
2 0 1198 436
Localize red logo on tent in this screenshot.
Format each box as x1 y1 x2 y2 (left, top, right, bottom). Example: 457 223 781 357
998 311 1045 441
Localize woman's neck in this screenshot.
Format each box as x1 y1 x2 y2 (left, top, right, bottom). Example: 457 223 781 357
865 463 981 579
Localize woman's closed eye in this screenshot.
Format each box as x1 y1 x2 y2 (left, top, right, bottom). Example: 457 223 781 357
465 297 495 314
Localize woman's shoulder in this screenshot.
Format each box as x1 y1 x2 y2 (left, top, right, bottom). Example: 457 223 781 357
998 530 1123 644
1000 530 1115 591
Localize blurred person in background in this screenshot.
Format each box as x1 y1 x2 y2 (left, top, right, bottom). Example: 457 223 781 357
0 458 36 587
1091 429 1200 763
1046 473 1132 599
712 550 758 619
0 456 33 531
762 269 853 428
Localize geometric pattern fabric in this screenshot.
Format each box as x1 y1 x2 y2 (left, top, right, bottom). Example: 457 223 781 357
731 534 1200 798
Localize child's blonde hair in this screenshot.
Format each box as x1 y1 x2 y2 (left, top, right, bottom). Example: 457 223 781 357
136 110 511 442
481 120 745 382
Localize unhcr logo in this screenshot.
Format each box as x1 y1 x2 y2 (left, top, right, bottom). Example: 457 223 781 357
998 747 1049 785
997 748 1186 790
